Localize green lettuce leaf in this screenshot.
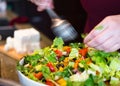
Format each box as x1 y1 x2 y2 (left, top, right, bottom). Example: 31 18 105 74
52 37 64 49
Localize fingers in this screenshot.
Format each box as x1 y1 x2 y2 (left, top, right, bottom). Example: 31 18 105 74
84 25 120 52
86 28 113 47
84 23 108 44
45 0 54 8
84 24 108 43
109 44 120 52
94 36 120 52
84 16 120 52
37 6 46 11
29 0 54 11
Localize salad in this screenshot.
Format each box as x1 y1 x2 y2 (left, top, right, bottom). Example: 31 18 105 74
17 37 120 86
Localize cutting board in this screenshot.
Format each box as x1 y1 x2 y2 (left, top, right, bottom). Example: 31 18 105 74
0 44 26 60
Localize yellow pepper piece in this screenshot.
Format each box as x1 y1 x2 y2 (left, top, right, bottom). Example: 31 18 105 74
57 78 66 86
64 57 69 63
59 67 64 71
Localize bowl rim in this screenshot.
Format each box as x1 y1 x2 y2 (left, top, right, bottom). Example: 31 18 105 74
17 58 47 86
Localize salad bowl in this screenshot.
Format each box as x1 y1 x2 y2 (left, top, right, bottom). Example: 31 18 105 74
17 37 120 86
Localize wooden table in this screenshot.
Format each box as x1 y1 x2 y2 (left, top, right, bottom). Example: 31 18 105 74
0 10 52 84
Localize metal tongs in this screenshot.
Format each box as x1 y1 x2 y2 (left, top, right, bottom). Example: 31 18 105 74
46 8 79 42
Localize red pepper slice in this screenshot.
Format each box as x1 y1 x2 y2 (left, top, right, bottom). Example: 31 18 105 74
63 46 71 53
47 62 55 72
54 49 62 59
79 48 88 57
46 79 55 86
34 72 43 80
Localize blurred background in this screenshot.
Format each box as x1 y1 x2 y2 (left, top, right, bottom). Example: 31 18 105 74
1 0 87 41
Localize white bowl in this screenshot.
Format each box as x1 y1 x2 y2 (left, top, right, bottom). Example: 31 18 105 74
17 58 47 86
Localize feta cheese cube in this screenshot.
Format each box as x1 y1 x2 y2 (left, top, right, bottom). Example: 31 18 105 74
14 28 40 53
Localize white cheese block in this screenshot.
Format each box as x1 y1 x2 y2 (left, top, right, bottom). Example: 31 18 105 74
14 28 40 53
4 28 41 53
4 36 14 51
4 28 40 54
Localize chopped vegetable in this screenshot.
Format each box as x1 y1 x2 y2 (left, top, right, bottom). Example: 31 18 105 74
47 62 55 72
46 79 55 86
34 72 43 80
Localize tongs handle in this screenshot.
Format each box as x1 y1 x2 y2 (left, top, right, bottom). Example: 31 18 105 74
46 8 60 19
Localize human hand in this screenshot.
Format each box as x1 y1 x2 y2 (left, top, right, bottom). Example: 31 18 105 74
29 0 54 11
84 15 120 52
